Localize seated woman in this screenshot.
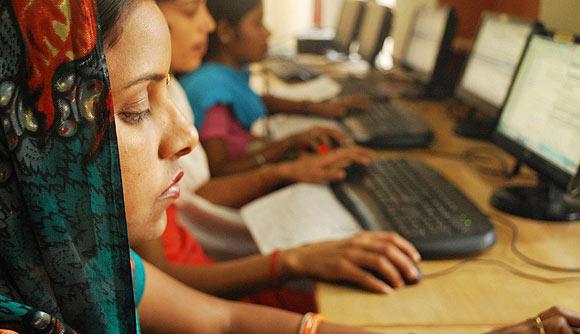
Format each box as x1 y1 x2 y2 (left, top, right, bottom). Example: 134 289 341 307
133 0 421 314
0 0 390 332
1 0 578 333
179 0 371 177
156 0 374 261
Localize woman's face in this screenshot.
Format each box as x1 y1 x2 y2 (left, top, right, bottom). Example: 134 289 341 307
105 0 197 245
229 2 271 64
159 0 216 73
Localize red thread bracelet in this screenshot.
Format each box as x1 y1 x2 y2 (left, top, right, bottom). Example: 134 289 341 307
269 249 281 288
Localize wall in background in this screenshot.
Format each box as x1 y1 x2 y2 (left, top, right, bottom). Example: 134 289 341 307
263 0 313 54
540 0 580 34
438 0 539 39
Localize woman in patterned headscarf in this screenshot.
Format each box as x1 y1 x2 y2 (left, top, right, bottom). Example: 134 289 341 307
0 0 137 331
1 0 578 333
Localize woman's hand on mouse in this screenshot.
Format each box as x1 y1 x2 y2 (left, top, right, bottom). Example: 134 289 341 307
278 231 421 294
275 146 376 183
286 126 352 152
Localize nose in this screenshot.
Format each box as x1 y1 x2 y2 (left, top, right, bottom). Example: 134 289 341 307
159 100 197 160
201 3 216 33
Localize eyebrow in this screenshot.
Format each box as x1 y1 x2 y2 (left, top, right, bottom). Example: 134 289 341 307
123 73 167 90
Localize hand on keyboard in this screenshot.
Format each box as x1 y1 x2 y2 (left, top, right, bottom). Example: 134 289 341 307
306 95 372 118
277 146 375 183
279 231 421 294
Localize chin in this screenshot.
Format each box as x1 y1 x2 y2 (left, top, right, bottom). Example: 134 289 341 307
128 212 168 246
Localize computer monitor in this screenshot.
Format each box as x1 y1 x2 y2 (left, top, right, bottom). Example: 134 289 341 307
356 2 393 64
333 0 366 54
491 31 580 221
400 5 457 99
454 13 537 139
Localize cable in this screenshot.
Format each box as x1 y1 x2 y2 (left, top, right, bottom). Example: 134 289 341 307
427 147 536 181
423 258 580 284
491 213 580 273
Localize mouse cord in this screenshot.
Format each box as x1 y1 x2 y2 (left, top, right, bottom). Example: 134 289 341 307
422 214 580 283
426 147 536 181
491 213 580 273
422 258 580 284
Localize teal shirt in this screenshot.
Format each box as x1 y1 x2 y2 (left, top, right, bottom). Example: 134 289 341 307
179 63 268 129
130 249 146 333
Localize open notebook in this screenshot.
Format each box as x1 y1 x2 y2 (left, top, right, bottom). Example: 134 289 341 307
241 183 362 254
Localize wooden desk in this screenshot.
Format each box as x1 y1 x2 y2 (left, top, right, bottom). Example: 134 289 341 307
315 98 580 334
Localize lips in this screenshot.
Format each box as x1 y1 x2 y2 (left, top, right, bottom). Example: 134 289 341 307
159 170 184 201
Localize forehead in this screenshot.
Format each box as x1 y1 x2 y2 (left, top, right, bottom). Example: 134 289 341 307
107 1 171 87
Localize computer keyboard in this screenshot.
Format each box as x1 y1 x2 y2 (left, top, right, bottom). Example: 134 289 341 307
331 158 496 258
265 58 321 82
342 103 433 148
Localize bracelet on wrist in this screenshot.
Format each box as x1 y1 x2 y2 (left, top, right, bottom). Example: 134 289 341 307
298 312 325 334
255 152 267 166
269 249 281 288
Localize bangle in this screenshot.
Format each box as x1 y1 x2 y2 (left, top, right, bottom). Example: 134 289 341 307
255 152 267 166
269 249 281 288
298 312 325 334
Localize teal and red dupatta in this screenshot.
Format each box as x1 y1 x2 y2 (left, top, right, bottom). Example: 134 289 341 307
0 0 135 332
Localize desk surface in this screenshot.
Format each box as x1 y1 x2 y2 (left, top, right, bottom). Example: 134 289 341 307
314 95 580 333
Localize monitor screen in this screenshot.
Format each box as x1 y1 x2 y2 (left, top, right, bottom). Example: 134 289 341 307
496 34 580 178
357 2 391 63
334 0 364 54
403 6 450 75
457 14 534 110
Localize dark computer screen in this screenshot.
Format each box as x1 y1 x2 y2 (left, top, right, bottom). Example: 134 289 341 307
456 13 535 116
356 2 393 64
402 6 452 81
494 33 580 186
334 0 365 54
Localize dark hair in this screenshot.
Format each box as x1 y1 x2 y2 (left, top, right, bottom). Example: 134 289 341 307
96 0 135 47
205 0 261 59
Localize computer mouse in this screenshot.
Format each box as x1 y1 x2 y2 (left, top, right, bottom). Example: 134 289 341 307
367 266 422 287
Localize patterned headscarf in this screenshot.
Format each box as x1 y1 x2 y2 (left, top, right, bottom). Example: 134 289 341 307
0 0 135 332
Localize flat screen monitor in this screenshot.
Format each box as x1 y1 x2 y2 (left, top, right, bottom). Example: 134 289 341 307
356 2 393 63
334 0 365 54
402 6 453 82
456 13 536 116
492 31 580 221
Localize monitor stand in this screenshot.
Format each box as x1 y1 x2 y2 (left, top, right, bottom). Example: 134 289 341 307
491 176 580 222
454 108 496 140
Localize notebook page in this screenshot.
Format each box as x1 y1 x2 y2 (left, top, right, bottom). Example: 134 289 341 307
268 75 341 103
242 183 362 254
251 114 343 141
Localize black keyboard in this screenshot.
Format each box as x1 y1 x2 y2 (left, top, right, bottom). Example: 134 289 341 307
331 158 496 258
342 103 433 148
265 59 321 82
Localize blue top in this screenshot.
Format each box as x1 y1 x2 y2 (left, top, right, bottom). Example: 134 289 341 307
130 249 146 333
179 63 267 129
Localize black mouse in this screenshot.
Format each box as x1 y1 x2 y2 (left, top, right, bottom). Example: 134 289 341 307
367 267 422 287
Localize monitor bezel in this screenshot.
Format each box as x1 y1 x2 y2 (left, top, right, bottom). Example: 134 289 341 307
333 0 366 54
455 12 538 118
492 30 580 188
400 5 455 84
357 3 394 63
